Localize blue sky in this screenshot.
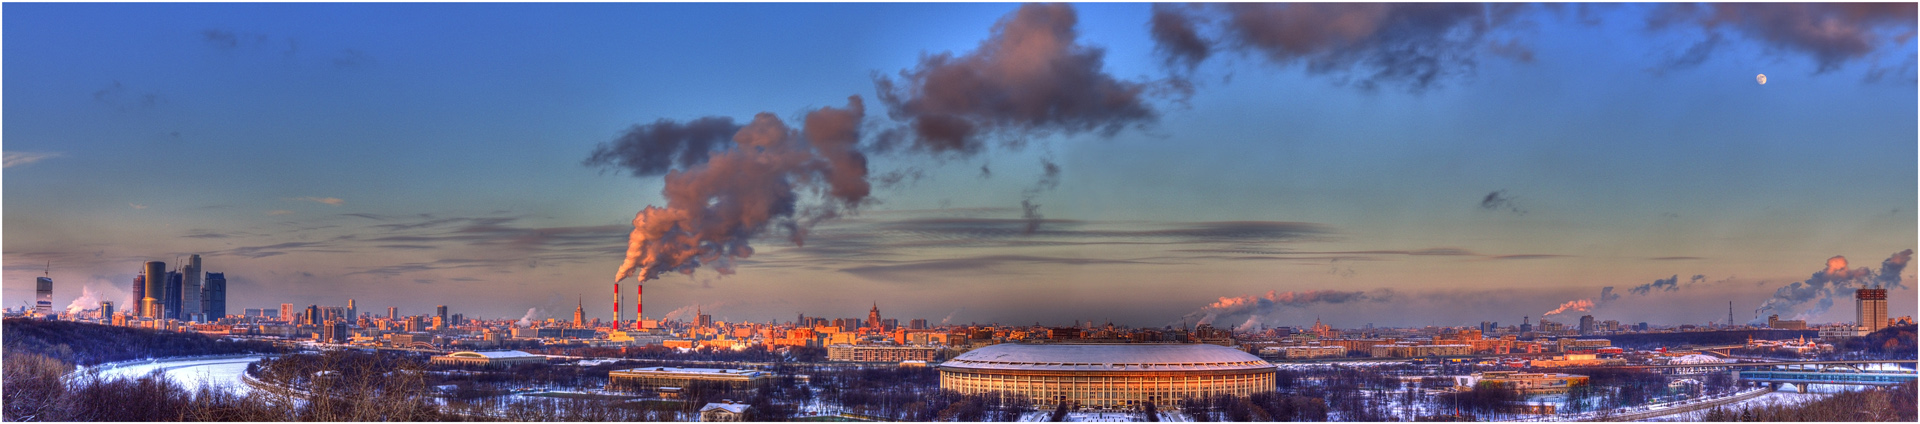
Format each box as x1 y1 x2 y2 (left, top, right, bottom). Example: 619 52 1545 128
5 3 1914 328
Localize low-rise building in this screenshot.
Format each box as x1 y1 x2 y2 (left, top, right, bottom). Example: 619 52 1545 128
1454 371 1589 394
699 401 750 422
607 367 768 392
1371 343 1471 358
1528 353 1625 368
429 350 547 368
827 344 939 362
1261 345 1347 359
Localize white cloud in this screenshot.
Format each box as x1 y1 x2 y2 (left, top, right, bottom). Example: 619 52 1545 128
4 152 63 168
287 196 345 206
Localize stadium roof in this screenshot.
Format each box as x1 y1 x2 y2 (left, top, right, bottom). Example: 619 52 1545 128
940 343 1273 372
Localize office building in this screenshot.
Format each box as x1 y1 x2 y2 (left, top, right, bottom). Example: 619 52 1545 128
34 276 53 317
939 343 1275 409
142 261 166 318
280 303 294 322
180 255 202 322
346 299 356 321
164 271 183 320
1767 314 1807 330
910 318 928 330
202 272 226 321
437 305 448 326
1858 289 1889 336
99 301 114 320
131 275 145 317
306 305 321 326
387 306 398 319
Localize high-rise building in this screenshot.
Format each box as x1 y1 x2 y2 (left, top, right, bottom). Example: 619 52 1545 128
910 318 928 330
868 303 882 331
281 303 294 322
436 305 448 326
142 261 166 318
131 274 145 317
387 306 398 319
201 272 227 321
164 271 183 320
346 299 356 322
180 254 202 322
99 301 114 320
572 297 586 328
1578 315 1595 335
306 305 321 326
1857 289 1889 336
34 276 53 317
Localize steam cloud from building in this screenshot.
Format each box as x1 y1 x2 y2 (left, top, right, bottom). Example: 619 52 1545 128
516 308 540 327
64 285 115 316
1181 289 1395 329
1542 298 1593 317
1753 249 1913 321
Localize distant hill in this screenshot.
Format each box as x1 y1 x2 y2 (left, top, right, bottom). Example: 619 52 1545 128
1839 325 1917 359
1592 329 1818 349
1 319 279 366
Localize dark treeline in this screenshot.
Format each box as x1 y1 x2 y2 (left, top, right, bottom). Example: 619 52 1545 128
2 319 280 366
1596 329 1817 349
1831 325 1917 360
1701 382 1916 422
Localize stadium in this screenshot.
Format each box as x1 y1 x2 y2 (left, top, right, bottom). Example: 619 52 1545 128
937 343 1276 410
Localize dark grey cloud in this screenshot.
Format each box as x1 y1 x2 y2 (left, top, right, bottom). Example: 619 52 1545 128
1480 189 1524 214
1647 3 1917 73
202 29 240 49
874 3 1162 155
1150 3 1213 70
1152 3 1535 92
92 81 163 111
582 117 740 177
1486 254 1568 260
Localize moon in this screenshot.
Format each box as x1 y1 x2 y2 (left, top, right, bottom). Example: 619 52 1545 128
1757 74 1767 85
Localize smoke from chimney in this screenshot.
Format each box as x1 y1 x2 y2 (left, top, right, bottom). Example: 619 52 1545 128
516 308 540 327
1542 298 1593 317
604 98 873 284
1180 289 1394 328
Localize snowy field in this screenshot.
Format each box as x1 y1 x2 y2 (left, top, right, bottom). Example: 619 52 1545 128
1641 391 1825 422
92 356 264 396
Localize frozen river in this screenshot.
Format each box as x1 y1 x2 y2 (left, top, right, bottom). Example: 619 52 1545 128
92 356 265 396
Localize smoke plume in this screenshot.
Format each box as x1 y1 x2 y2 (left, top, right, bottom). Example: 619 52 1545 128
1181 289 1395 328
1629 275 1681 295
1599 286 1620 304
874 3 1163 155
1150 3 1532 91
1543 298 1593 317
607 97 872 283
583 117 741 177
64 285 113 316
516 308 540 327
1646 3 1917 73
941 307 966 325
1753 250 1911 321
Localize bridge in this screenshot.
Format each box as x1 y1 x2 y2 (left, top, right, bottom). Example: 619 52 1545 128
1600 359 1916 371
1738 369 1917 392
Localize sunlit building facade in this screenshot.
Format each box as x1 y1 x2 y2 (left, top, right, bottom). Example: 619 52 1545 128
937 343 1275 410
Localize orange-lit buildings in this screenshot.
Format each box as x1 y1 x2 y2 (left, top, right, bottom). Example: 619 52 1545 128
1455 371 1588 394
827 344 939 362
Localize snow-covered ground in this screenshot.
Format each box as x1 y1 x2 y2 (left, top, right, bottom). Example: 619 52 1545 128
1641 391 1825 422
92 356 265 396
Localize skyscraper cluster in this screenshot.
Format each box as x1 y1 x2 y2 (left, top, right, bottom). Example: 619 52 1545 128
130 254 227 322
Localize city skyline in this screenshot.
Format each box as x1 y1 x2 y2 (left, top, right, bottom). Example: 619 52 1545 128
5 3 1915 328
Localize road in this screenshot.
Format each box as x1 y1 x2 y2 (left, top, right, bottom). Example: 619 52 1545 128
93 356 267 396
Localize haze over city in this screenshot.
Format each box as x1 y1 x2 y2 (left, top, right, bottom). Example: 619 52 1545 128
5 2 1914 329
